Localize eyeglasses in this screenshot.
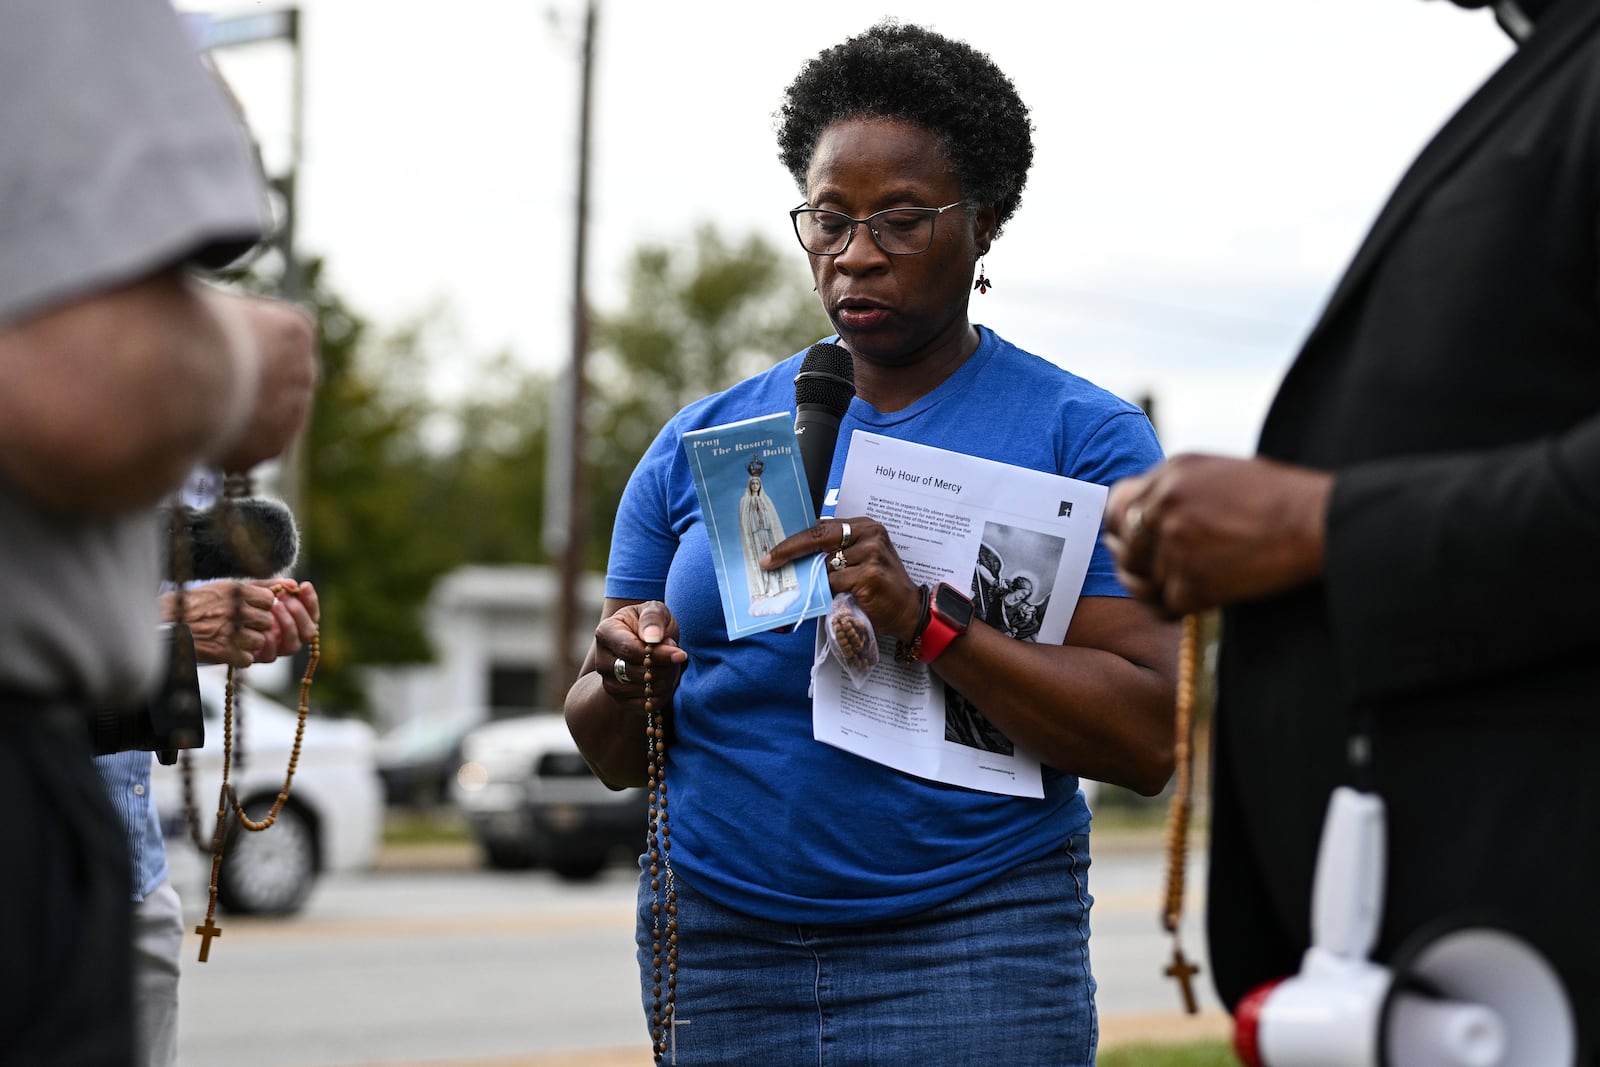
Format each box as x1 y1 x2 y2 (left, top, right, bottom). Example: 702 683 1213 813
789 201 967 256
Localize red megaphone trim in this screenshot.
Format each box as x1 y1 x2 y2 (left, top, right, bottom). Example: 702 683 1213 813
1233 977 1288 1067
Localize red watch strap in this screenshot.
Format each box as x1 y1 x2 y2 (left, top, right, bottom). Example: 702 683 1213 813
917 612 962 664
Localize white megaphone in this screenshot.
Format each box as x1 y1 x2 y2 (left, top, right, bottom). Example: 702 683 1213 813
1232 786 1576 1067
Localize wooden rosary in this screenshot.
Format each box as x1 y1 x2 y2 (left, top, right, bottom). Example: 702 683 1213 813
184 615 318 962
1161 613 1203 1013
644 643 680 1064
175 477 319 962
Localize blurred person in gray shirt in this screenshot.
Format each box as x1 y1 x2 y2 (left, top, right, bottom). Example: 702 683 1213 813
0 2 318 1062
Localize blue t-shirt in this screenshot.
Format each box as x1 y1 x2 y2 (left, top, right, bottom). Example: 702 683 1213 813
607 327 1164 924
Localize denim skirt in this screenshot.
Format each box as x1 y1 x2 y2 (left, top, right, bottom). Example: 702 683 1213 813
634 833 1097 1066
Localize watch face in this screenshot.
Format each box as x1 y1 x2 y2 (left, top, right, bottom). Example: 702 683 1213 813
933 582 974 629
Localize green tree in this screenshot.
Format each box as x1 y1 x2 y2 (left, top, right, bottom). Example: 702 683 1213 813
297 261 453 708
418 350 555 566
584 223 829 568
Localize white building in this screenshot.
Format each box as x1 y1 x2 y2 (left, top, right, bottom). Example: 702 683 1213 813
362 564 605 733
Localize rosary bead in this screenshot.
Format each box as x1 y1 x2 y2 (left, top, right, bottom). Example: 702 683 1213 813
644 645 675 1065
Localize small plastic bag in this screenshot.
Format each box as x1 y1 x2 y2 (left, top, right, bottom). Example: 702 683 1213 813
825 591 879 689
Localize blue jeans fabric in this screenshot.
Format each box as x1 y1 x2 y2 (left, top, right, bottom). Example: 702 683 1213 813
635 834 1097 1066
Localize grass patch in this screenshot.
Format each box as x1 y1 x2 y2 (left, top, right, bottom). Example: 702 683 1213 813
1099 1039 1237 1066
381 808 471 846
1090 780 1184 833
1088 803 1170 835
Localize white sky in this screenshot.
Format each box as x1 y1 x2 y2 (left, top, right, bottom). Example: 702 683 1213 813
190 0 1512 457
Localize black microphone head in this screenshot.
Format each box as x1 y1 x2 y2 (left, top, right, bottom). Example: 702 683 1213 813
166 496 300 581
794 342 855 416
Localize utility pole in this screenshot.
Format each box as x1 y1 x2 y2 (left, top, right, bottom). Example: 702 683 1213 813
197 6 306 516
198 7 310 695
551 0 598 707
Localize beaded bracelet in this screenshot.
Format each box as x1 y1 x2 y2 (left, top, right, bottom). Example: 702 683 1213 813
894 584 932 665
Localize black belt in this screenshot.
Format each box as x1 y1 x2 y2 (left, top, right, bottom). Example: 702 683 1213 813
0 688 94 745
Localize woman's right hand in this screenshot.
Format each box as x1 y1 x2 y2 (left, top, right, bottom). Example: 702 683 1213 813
566 597 691 790
593 599 689 711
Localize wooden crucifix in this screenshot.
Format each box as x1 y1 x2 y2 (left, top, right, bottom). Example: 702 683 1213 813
195 919 223 963
1165 944 1201 1015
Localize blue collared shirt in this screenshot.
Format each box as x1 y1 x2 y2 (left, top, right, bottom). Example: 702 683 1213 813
93 750 168 901
92 469 220 902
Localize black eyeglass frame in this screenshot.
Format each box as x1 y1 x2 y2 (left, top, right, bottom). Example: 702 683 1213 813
788 200 968 257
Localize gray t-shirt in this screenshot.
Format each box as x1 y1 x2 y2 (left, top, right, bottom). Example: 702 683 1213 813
0 0 268 707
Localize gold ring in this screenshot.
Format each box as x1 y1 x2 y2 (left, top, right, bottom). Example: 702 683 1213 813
830 550 848 571
839 521 853 549
613 657 632 685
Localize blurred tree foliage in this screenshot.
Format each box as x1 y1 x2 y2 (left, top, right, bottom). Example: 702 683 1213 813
295 259 455 708
292 226 824 709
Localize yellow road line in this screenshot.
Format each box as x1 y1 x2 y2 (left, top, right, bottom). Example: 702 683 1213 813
185 909 633 945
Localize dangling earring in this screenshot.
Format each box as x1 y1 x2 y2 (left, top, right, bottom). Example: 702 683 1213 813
973 258 992 295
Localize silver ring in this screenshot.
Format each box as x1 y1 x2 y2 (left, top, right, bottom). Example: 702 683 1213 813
839 521 853 549
613 657 632 685
830 550 848 571
1125 503 1145 540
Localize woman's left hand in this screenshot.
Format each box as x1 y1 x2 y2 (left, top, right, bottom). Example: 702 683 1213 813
764 513 1179 795
762 517 924 642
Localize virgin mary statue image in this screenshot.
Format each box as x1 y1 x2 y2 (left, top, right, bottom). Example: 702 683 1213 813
738 458 800 616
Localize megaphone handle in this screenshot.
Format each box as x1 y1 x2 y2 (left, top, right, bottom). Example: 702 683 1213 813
1311 787 1386 959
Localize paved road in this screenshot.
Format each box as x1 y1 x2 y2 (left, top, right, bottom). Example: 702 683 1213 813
173 834 1228 1066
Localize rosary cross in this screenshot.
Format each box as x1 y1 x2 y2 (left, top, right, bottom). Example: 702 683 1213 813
1165 944 1201 1015
195 919 223 962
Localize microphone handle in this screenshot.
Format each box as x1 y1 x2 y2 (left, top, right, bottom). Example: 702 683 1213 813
794 404 842 518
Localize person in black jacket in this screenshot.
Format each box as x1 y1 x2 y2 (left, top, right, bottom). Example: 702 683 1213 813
1105 0 1600 1059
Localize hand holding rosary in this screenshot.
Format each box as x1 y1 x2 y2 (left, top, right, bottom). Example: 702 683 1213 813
642 639 680 1064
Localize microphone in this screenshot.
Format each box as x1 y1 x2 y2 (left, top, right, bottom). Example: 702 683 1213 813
164 496 300 581
793 342 855 516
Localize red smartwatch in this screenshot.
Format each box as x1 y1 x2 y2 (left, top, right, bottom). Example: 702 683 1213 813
918 581 974 664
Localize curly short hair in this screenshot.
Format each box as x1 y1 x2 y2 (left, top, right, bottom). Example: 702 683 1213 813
776 21 1034 237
